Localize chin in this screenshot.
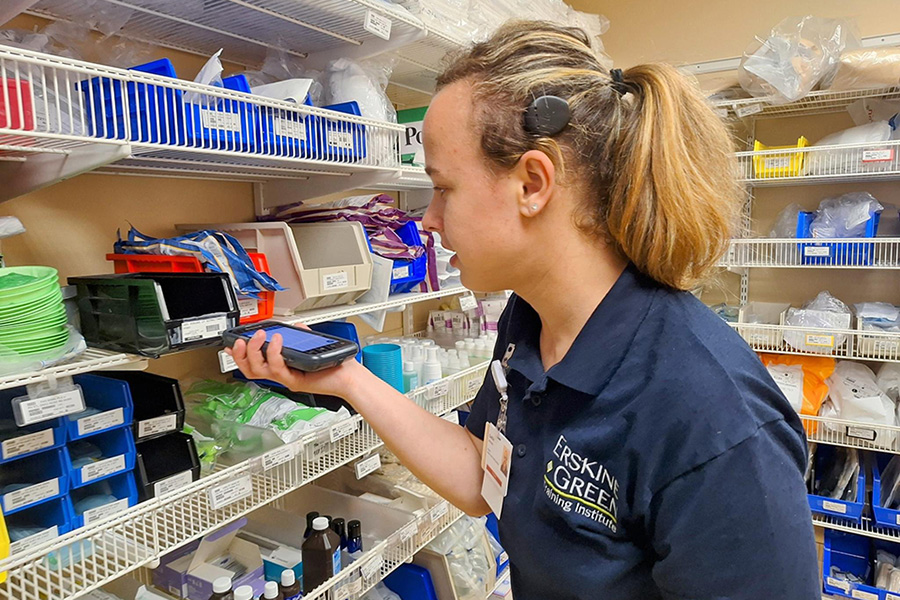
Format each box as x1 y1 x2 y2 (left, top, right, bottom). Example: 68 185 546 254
458 269 506 294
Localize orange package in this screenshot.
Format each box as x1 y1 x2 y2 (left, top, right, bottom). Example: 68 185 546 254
759 353 835 435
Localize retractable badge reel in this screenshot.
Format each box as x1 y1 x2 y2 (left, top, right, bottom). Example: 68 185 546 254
481 354 514 516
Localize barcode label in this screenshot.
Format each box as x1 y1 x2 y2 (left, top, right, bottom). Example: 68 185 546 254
355 454 381 479
273 117 306 140
3 479 60 512
427 381 450 401
805 334 835 348
330 420 359 443
138 414 179 439
467 378 482 397
458 292 478 312
392 265 410 280
208 475 253 510
430 501 449 523
237 297 259 318
360 553 383 580
218 350 237 373
364 9 392 40
77 408 125 436
327 131 354 150
399 521 418 542
82 497 129 526
827 578 851 593
10 526 58 555
16 387 85 426
847 426 876 441
862 149 894 162
81 454 126 483
261 445 295 471
736 103 763 118
200 109 242 133
803 246 830 257
763 157 791 170
154 470 194 497
322 271 349 291
182 316 227 342
2 428 55 460
822 500 847 514
852 590 878 600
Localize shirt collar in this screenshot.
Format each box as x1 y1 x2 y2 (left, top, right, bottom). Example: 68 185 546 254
505 263 660 397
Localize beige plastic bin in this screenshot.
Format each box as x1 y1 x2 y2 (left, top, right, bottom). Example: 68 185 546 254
738 301 790 348
177 221 373 314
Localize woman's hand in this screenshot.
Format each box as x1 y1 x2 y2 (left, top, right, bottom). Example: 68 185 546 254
225 328 364 398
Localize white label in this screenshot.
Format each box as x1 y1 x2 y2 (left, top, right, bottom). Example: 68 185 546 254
237 297 259 318
895 513 900 526
219 350 238 373
77 408 125 436
771 372 802 413
330 420 359 443
200 109 242 133
847 426 877 441
442 411 460 425
208 475 253 510
338 578 363 598
392 265 410 280
355 454 382 479
888 595 900 600
182 316 227 342
806 334 835 348
458 292 478 312
763 157 792 170
399 521 418 542
2 428 55 460
10 526 58 555
261 445 295 471
499 551 508 564
361 554 383 580
322 271 350 291
852 590 878 600
82 454 126 483
713 107 729 118
430 501 449 523
466 378 481 397
862 149 894 162
82 497 129 526
748 333 770 343
138 414 179 439
17 388 85 426
308 441 332 461
4 479 60 512
364 9 392 40
822 500 847 514
803 246 831 257
427 381 450 401
827 578 851 593
154 470 194 497
736 103 763 118
327 131 355 150
273 117 306 140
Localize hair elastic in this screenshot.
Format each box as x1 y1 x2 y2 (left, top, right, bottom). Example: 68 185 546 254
523 95 570 136
610 68 639 97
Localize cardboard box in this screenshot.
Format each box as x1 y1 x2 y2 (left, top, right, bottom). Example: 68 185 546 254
152 518 264 600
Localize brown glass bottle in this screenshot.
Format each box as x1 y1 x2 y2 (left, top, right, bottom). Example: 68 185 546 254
301 516 342 592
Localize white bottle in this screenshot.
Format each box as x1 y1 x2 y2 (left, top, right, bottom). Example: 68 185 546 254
403 361 419 393
263 581 281 600
233 586 253 600
458 350 471 369
423 347 443 385
447 349 458 360
455 340 466 352
439 351 449 376
411 345 425 383
448 355 461 375
474 339 487 360
465 339 476 356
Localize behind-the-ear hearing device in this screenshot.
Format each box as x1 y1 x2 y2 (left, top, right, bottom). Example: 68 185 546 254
523 95 570 137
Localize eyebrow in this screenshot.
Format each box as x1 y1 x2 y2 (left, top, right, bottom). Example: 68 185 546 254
424 166 440 177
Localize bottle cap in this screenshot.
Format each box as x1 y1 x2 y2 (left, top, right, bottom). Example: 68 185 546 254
404 361 415 372
348 520 361 538
313 516 330 531
212 577 232 594
455 341 466 350
426 347 439 361
281 569 296 587
332 517 346 535
264 581 280 599
233 586 253 600
306 511 319 527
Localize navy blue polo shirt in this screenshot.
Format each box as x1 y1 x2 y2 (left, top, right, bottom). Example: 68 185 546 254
467 265 819 600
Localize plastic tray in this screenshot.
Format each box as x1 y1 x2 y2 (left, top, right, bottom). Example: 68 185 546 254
107 252 275 325
0 447 70 515
797 211 880 266
807 446 866 523
823 529 900 599
68 426 136 488
872 454 900 531
752 136 809 178
7 497 73 556
379 220 427 294
318 101 367 162
258 94 316 158
70 471 139 529
99 371 185 442
134 432 200 501
0 77 34 130
67 374 135 441
0 387 66 465
68 272 239 358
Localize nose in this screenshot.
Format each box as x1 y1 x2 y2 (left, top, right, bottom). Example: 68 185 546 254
422 196 443 233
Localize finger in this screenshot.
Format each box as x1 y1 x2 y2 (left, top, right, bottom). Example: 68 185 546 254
245 330 270 376
265 334 298 382
296 322 311 331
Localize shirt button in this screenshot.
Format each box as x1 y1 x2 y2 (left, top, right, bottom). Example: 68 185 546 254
531 394 542 407
516 444 527 457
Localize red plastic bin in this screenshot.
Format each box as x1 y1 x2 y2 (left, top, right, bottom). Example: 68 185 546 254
106 253 275 324
0 78 34 131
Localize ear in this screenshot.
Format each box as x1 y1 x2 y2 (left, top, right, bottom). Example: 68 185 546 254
512 150 556 217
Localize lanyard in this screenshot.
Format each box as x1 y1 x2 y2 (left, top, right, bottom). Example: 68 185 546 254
491 360 509 435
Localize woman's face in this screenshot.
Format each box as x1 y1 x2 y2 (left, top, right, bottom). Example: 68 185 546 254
421 81 528 293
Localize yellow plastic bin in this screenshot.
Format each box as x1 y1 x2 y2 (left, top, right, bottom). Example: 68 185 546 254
752 136 809 179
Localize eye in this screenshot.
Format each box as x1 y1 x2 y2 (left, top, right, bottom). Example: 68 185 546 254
433 187 447 197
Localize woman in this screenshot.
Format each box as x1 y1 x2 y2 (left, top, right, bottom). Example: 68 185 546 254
230 21 819 599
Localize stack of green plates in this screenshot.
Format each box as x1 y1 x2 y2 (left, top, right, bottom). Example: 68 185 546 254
0 266 69 356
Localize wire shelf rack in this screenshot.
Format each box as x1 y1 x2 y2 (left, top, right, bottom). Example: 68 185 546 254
722 238 900 269
714 85 900 120
0 362 486 600
729 322 900 363
814 514 900 544
803 415 900 454
0 348 147 391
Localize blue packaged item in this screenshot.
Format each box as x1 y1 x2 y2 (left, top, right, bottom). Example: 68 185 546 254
7 496 73 553
310 321 362 363
0 447 70 515
67 374 135 441
318 102 367 162
70 471 139 529
823 529 900 599
258 94 317 158
797 210 881 266
384 563 438 600
67 427 136 488
807 446 865 523
0 387 66 465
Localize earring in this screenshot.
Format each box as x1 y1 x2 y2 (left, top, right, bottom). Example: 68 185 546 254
531 204 538 211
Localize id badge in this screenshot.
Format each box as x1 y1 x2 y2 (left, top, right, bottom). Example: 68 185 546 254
481 422 513 517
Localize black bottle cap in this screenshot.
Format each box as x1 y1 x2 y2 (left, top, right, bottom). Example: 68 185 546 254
348 520 361 538
332 517 346 537
305 511 319 528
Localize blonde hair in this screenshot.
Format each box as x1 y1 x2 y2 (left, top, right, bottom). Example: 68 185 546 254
436 21 742 291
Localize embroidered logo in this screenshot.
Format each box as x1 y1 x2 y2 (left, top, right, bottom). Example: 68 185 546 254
544 434 620 533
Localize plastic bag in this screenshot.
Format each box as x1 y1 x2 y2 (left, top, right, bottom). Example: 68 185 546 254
856 303 900 334
828 48 900 91
878 363 900 403
360 583 401 600
784 291 852 352
251 79 315 104
825 361 897 439
847 98 900 127
427 516 493 600
809 192 884 239
769 202 802 237
760 354 834 416
815 121 893 148
325 57 396 123
807 122 895 175
739 16 859 104
185 49 224 106
814 446 859 500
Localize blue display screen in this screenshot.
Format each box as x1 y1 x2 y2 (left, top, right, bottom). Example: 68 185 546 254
242 326 332 352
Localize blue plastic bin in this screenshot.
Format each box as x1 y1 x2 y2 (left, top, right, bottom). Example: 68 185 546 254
0 387 66 465
485 513 509 577
184 73 257 151
823 529 900 599
70 471 139 529
68 374 135 441
68 427 136 488
872 454 900 530
317 101 367 162
797 210 881 266
807 446 866 523
0 447 70 515
258 94 317 158
7 496 73 554
384 563 439 600
364 220 427 294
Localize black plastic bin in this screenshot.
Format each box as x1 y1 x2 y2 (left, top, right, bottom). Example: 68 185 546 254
68 273 238 357
100 371 186 441
134 432 200 501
